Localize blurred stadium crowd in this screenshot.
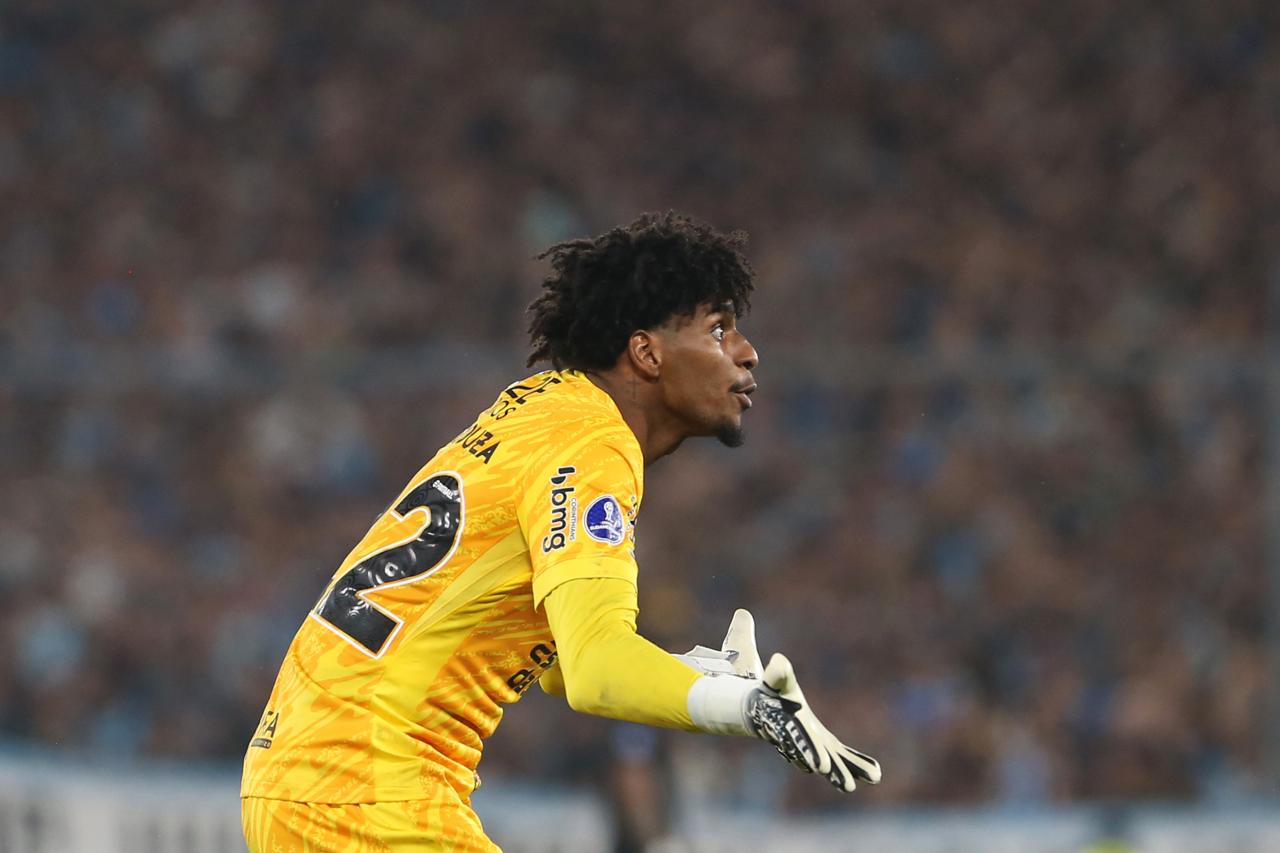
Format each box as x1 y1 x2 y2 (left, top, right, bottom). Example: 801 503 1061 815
1 0 1276 821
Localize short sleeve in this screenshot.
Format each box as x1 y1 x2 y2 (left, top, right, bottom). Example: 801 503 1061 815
518 433 642 609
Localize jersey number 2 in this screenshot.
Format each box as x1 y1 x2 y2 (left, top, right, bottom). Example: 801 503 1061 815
313 473 464 657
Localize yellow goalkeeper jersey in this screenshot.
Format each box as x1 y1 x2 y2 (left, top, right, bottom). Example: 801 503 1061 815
241 370 643 804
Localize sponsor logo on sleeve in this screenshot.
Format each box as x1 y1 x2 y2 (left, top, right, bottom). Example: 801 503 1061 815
583 495 626 545
506 640 558 695
541 466 577 553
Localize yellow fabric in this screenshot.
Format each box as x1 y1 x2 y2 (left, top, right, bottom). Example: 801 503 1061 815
242 796 498 852
242 370 645 805
532 554 637 608
537 661 566 697
543 576 699 731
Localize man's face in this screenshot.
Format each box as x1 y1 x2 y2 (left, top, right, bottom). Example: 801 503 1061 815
655 302 759 447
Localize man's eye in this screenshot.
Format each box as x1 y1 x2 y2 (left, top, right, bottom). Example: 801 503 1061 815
712 324 725 341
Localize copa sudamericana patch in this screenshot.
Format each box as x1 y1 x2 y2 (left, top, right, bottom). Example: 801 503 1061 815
583 495 626 545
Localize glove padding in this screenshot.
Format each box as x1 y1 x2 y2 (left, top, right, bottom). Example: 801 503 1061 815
745 652 882 793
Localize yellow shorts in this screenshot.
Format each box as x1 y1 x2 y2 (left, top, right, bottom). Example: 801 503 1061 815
242 794 499 852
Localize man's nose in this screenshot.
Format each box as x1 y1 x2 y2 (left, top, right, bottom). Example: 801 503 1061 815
736 334 759 371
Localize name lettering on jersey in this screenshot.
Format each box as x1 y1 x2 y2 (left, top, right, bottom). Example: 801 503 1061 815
490 373 562 420
541 466 578 553
249 709 280 750
452 422 501 464
507 641 558 695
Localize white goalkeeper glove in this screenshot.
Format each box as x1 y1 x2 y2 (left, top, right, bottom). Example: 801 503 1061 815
747 652 881 792
674 608 763 678
680 610 882 793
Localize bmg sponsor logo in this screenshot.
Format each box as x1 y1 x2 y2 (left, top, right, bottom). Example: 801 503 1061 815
541 466 577 553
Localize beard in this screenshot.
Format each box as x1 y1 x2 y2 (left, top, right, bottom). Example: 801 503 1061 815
715 421 746 448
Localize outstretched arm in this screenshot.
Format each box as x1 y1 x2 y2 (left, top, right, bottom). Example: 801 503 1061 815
542 574 700 730
519 434 880 791
543 575 882 792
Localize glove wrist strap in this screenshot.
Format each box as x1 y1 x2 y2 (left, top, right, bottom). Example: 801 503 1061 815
672 649 739 677
686 675 757 736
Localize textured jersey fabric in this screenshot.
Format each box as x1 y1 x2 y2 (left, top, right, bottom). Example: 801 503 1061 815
242 792 498 852
241 370 647 804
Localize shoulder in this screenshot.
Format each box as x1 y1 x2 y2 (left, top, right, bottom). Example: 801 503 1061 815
507 371 643 485
510 371 636 443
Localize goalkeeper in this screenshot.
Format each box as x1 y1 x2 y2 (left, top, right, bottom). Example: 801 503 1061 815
241 213 880 852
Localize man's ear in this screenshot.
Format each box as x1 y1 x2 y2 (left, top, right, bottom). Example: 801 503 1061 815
625 329 662 381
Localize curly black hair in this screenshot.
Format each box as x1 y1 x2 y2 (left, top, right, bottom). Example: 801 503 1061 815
526 212 755 370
